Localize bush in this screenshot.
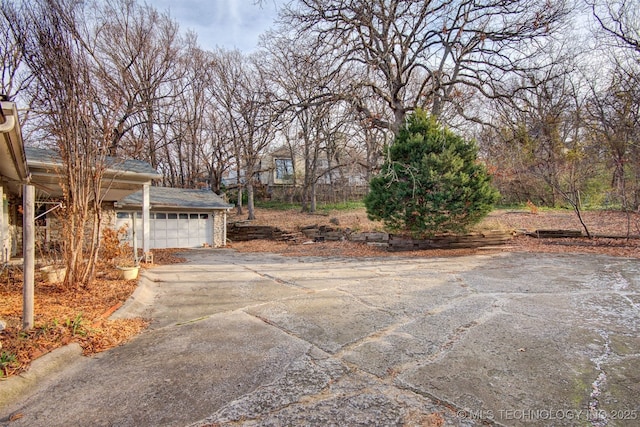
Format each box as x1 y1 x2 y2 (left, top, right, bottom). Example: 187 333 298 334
365 110 500 237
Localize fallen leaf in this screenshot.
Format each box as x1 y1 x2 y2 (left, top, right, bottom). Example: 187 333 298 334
9 413 24 421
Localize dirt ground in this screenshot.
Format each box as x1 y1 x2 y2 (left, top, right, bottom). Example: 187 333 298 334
228 207 640 259
230 206 639 236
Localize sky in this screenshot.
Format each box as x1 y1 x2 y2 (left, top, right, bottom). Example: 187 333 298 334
151 0 283 52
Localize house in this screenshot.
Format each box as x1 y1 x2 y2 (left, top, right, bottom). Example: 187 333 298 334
26 146 161 203
0 99 29 263
26 147 233 250
260 145 302 186
25 146 161 255
258 145 369 202
115 187 232 249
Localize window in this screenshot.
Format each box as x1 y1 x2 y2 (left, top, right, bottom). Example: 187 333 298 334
275 158 293 180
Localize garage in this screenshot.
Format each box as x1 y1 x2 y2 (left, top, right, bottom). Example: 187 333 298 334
116 211 213 249
114 187 233 249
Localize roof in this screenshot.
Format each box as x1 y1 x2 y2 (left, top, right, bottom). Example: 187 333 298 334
0 101 29 193
118 187 233 210
25 146 160 177
25 146 162 201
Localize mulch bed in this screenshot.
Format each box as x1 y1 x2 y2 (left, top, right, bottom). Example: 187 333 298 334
0 249 186 378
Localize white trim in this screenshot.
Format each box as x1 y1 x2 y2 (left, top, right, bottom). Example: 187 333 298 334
142 184 150 253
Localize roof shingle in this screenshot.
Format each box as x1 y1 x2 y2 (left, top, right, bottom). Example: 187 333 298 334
119 187 233 210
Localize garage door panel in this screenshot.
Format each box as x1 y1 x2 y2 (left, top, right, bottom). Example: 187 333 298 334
116 210 212 249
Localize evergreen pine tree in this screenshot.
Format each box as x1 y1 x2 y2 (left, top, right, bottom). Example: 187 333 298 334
365 110 500 237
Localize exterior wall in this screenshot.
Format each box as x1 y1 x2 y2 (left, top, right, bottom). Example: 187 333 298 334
114 207 228 249
260 146 370 204
34 202 116 263
101 204 117 231
212 209 227 247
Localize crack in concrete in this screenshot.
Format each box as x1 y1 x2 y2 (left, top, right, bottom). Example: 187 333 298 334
392 379 508 427
208 256 638 427
237 263 309 290
588 329 611 427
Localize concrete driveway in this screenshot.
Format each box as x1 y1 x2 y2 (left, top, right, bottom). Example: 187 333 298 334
1 249 639 426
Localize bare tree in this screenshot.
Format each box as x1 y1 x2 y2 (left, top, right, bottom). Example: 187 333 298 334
160 38 213 188
91 0 183 165
281 0 569 134
264 33 352 211
210 49 276 219
479 56 598 233
591 0 640 53
3 0 113 287
0 11 33 100
201 109 235 194
586 65 640 214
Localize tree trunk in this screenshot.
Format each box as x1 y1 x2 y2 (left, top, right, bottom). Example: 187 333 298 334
310 181 317 213
247 181 255 220
236 185 243 215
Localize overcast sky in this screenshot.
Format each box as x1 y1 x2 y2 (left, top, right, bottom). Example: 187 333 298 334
151 0 283 52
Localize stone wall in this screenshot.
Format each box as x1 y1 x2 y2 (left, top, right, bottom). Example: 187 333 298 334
212 210 227 247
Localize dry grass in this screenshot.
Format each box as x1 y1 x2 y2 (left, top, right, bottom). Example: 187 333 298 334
229 206 383 232
231 206 640 236
0 249 186 378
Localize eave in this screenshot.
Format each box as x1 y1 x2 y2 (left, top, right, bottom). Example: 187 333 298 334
0 100 29 194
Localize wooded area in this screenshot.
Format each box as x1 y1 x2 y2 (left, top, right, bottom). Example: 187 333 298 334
2 0 639 221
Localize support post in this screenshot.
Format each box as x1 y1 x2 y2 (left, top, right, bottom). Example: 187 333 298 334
142 184 150 254
0 186 6 263
23 184 35 330
132 212 138 265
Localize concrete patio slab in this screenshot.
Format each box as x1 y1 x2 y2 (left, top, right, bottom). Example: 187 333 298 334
1 249 638 426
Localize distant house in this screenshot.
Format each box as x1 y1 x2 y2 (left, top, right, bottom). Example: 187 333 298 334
115 187 232 249
258 145 303 187
258 145 369 202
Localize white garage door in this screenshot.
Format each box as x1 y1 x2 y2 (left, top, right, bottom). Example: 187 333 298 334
116 211 212 249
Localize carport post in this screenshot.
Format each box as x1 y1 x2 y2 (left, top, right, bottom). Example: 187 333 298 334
22 184 34 330
0 186 7 263
142 183 150 253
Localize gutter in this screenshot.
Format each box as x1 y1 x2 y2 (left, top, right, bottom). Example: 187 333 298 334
0 100 30 182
